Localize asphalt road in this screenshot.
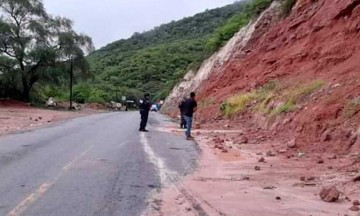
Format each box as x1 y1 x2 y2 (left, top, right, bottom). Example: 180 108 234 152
0 112 199 216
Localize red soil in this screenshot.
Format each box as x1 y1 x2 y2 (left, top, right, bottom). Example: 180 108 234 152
195 0 360 155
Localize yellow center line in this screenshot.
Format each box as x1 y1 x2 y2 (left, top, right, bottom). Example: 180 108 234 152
7 145 95 216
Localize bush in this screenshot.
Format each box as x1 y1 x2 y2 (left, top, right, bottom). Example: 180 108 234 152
206 0 272 52
73 84 92 103
221 92 257 117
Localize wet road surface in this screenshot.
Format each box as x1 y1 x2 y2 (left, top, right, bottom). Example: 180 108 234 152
0 112 199 216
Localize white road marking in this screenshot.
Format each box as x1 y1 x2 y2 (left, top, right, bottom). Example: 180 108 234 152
139 132 176 185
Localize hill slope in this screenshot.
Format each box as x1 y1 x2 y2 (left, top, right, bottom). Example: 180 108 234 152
87 1 250 100
164 0 360 155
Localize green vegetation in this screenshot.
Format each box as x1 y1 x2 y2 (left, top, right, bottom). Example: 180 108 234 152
220 80 326 118
282 80 325 103
220 92 257 117
0 0 93 102
207 0 272 52
87 0 274 103
282 0 297 16
1 0 275 104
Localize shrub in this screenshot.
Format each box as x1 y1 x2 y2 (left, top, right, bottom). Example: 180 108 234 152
206 0 272 52
271 100 296 116
221 92 257 117
283 80 325 103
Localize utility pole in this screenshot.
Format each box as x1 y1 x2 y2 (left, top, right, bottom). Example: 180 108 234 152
69 58 73 110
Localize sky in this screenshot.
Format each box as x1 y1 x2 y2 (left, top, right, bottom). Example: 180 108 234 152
43 0 236 49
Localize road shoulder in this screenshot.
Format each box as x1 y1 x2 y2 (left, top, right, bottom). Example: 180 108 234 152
145 127 360 216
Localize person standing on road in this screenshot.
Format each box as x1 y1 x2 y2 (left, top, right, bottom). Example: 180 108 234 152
139 93 151 132
178 96 187 129
183 92 197 140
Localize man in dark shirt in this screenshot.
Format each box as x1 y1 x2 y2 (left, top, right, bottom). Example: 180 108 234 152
139 93 151 132
183 92 197 140
178 97 187 129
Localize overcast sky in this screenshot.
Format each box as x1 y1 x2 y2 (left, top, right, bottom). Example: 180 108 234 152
43 0 236 49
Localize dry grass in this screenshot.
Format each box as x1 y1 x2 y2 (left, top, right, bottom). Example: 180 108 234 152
343 98 360 118
221 80 326 118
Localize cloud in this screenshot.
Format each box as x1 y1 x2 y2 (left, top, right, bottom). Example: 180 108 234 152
43 0 236 48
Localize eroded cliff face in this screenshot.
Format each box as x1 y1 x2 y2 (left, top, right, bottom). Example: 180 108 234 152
164 0 360 154
161 1 282 116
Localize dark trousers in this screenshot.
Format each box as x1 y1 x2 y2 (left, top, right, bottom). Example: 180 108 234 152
140 110 149 130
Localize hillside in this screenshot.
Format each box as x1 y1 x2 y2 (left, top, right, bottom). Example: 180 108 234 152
163 0 360 156
87 1 251 101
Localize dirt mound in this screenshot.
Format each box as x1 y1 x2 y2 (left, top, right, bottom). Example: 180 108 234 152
0 99 30 108
85 103 106 110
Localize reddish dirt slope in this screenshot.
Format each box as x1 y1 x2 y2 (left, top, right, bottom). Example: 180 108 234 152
194 0 360 155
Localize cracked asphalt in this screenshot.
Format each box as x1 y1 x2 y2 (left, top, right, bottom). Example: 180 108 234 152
0 112 199 216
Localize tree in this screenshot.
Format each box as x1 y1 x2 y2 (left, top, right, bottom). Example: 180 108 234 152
0 0 94 101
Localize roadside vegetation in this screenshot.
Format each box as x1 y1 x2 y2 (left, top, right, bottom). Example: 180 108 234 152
220 80 326 118
87 0 274 103
1 0 276 105
0 0 93 104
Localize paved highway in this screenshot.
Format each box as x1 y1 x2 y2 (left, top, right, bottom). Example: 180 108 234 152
0 112 199 216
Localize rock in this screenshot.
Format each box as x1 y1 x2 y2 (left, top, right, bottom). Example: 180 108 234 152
320 186 340 202
243 176 250 180
328 154 337 160
256 152 263 156
300 176 306 181
46 97 57 107
317 158 324 164
307 177 316 181
297 151 306 158
353 200 360 206
255 166 261 171
240 136 249 144
264 186 276 190
353 176 360 182
266 151 276 157
348 134 358 148
258 157 266 163
328 166 333 169
321 129 332 142
194 123 201 130
279 149 287 154
287 138 297 148
349 206 360 212
276 196 281 200
38 117 42 120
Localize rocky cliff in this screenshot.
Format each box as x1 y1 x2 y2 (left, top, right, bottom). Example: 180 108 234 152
164 0 360 155
161 1 282 115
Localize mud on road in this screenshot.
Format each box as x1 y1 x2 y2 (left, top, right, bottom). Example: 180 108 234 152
145 127 360 216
